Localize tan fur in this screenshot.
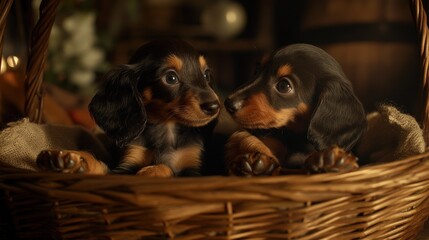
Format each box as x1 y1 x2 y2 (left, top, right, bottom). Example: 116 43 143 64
225 131 281 175
234 93 309 128
72 151 109 174
168 145 202 173
173 91 218 127
199 56 208 71
277 64 292 77
38 150 108 174
137 164 173 177
225 131 277 163
121 145 153 168
165 54 183 71
145 91 217 126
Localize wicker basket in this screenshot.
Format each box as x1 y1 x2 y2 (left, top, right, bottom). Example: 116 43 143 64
1 0 429 239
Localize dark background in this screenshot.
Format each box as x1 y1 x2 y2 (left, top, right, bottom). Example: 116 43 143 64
0 0 424 128
97 0 422 115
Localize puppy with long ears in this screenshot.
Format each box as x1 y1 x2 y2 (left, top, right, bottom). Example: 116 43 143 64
36 39 220 177
225 43 366 176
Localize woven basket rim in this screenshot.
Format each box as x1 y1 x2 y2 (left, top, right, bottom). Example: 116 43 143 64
1 151 428 207
1 150 428 183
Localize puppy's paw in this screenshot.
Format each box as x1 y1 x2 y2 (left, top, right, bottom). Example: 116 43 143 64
136 164 174 177
305 146 359 173
36 150 88 173
229 152 280 176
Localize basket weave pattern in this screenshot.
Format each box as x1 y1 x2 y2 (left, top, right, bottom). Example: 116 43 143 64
1 153 429 239
1 0 429 239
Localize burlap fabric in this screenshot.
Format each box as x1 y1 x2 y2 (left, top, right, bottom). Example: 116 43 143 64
0 118 111 171
356 104 426 164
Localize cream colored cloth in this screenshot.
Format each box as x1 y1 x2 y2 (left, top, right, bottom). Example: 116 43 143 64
356 105 426 164
0 118 112 171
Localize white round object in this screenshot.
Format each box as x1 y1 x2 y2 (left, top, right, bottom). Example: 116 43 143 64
201 0 247 40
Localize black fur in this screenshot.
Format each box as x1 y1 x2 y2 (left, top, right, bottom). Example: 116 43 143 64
226 43 366 168
89 39 220 175
89 65 146 147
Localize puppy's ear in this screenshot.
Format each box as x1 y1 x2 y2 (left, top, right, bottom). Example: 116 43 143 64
89 65 146 147
307 79 366 151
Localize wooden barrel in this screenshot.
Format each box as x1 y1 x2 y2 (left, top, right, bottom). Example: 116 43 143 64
300 0 420 114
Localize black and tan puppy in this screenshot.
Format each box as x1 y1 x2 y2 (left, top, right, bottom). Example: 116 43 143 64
37 40 220 177
225 43 366 176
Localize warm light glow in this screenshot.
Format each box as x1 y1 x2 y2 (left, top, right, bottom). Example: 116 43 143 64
6 55 20 68
226 11 237 23
0 57 6 74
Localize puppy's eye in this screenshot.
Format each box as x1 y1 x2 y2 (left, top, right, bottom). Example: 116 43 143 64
276 77 293 93
203 69 211 82
163 70 179 85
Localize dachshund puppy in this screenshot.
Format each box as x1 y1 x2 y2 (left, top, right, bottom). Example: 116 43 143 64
37 40 220 177
225 43 366 176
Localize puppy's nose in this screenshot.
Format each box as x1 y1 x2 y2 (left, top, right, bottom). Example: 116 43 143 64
200 101 220 116
225 98 243 114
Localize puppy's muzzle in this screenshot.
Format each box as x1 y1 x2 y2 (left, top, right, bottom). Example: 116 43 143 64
200 101 220 116
225 97 243 115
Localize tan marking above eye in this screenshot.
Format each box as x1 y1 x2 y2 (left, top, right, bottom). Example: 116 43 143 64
165 54 183 71
199 55 208 71
277 64 293 77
